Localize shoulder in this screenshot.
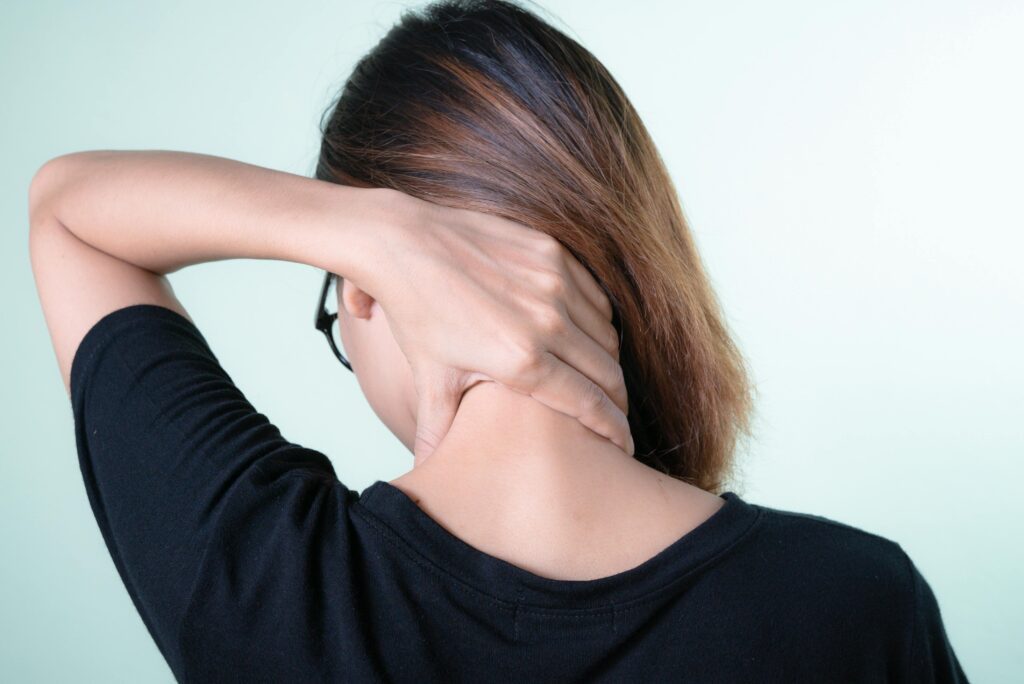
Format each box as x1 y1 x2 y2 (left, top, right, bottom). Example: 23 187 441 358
740 498 916 628
752 498 911 576
743 499 968 678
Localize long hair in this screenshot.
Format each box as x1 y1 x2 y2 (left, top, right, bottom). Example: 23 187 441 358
315 0 756 494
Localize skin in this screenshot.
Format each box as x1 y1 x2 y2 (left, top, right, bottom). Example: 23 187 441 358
340 261 727 582
29 151 633 459
29 149 724 584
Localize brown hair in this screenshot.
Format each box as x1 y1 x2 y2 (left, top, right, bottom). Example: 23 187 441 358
316 0 756 494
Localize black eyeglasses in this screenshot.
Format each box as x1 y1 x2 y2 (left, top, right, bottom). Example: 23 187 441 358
314 271 354 372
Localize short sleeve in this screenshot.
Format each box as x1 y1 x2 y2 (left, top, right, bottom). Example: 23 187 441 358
70 304 352 680
900 548 971 683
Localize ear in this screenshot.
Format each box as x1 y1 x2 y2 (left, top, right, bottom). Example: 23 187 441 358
341 277 376 320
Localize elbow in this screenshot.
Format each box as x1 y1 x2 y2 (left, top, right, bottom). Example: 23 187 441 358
28 155 67 228
29 151 98 226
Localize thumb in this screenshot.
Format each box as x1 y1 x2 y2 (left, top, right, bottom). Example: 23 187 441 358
413 369 462 463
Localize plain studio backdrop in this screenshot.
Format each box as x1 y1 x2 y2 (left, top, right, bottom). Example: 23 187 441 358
1 0 1019 680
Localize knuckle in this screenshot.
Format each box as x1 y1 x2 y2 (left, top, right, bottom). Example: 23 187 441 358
414 424 442 451
601 297 614 321
580 381 609 413
537 233 563 257
535 306 566 336
536 271 565 298
598 362 622 401
606 325 620 351
415 366 455 397
510 344 547 383
612 361 625 386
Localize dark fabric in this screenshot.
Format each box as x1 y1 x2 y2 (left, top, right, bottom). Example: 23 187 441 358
70 304 970 683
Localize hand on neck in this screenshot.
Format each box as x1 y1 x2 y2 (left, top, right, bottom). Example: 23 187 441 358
409 380 633 477
388 380 723 582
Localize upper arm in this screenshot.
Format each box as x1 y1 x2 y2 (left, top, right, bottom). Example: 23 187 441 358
68 303 352 679
29 159 360 680
900 547 970 682
28 158 192 395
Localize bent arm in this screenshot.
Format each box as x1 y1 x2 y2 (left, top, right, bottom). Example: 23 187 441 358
27 150 389 394
27 149 633 455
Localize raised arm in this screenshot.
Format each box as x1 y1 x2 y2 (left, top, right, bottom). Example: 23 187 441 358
27 150 632 459
27 151 378 387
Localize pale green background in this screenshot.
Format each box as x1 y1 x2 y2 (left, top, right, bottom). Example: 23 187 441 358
2 0 1019 680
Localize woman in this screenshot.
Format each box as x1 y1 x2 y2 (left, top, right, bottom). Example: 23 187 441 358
29 0 967 681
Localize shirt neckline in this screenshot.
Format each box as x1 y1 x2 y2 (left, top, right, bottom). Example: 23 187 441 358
355 479 764 609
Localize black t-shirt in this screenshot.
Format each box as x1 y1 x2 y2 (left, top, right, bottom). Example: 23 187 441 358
70 304 969 683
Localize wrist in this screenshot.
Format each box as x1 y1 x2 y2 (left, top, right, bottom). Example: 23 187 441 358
309 184 416 298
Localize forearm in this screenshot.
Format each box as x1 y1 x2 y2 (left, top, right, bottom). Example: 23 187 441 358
27 150 388 282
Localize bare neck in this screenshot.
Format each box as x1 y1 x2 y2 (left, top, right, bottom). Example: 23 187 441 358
389 381 724 580
410 379 632 475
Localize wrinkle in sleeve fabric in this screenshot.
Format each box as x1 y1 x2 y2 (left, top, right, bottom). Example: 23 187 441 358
70 304 356 682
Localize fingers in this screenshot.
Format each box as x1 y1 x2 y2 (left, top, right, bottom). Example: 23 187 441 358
548 318 629 416
412 370 462 463
563 253 615 323
513 351 634 455
561 253 620 361
564 289 621 362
